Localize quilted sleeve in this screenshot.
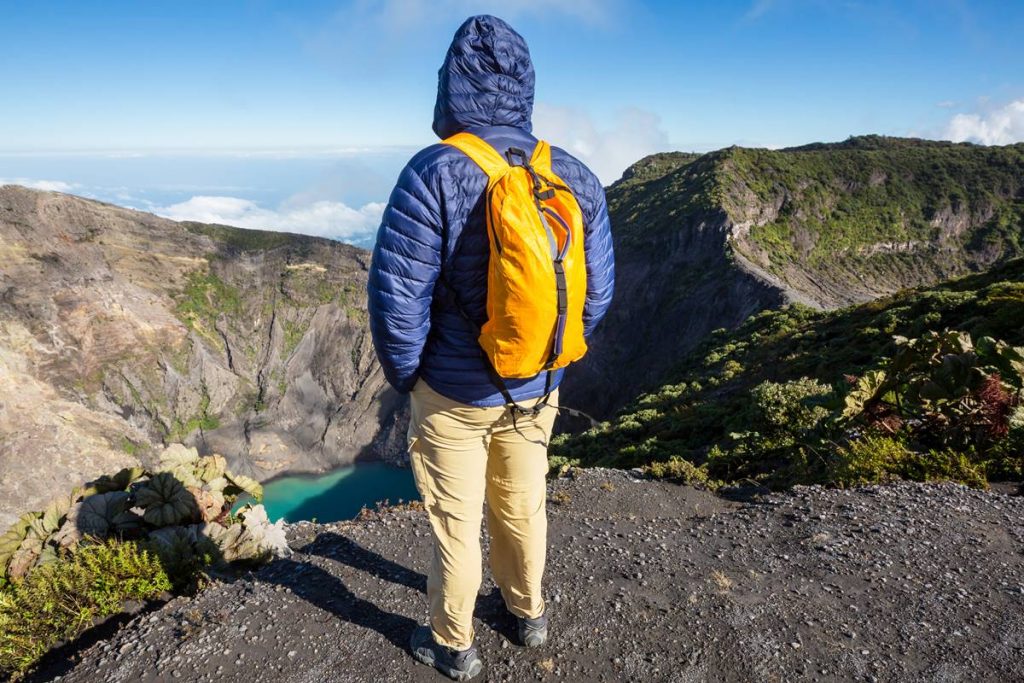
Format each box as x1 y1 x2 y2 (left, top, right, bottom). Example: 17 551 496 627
578 170 615 338
367 159 443 393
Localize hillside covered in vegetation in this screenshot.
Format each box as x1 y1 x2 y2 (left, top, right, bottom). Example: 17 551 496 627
553 258 1024 489
567 137 1024 418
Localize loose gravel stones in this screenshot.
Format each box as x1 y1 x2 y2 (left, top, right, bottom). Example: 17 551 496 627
35 469 1024 682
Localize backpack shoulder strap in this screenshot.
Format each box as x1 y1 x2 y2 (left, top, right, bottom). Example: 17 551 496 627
442 132 508 183
528 140 572 193
529 139 552 172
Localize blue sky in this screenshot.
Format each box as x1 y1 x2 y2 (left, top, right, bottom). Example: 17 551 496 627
2 0 1023 245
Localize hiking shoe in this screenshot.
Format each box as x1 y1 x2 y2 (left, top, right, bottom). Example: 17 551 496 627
410 625 483 681
517 611 548 648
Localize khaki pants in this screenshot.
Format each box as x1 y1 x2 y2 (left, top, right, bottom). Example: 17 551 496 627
407 378 557 650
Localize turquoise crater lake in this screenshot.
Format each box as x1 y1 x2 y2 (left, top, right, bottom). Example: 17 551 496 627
237 462 420 523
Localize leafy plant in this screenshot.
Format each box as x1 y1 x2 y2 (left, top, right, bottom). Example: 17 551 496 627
0 444 274 587
136 473 198 526
644 457 714 486
0 444 288 680
842 330 1024 453
707 378 836 486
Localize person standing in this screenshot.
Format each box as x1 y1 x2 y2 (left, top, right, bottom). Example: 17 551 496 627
367 14 613 681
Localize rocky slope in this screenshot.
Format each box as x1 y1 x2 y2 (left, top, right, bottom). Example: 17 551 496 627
567 138 1024 418
36 468 1024 682
0 185 405 529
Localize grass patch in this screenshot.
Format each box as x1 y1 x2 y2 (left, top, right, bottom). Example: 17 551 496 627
173 270 242 351
183 222 296 253
281 319 308 357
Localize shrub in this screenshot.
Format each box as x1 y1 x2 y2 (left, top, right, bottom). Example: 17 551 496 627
551 260 1024 489
708 378 836 486
830 435 987 489
910 448 988 489
748 378 833 445
830 435 914 486
644 457 711 485
0 540 171 680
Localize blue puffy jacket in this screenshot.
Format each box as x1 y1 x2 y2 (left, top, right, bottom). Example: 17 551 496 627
367 14 614 407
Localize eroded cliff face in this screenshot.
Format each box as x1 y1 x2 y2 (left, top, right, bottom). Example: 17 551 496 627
0 185 404 527
562 207 785 420
560 154 788 420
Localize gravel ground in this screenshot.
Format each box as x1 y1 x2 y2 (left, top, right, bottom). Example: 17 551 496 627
35 469 1024 683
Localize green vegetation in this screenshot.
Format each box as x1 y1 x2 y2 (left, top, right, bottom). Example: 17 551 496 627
0 445 288 680
281 318 309 357
168 389 220 441
0 540 170 680
174 270 243 350
551 259 1024 489
606 152 722 250
608 137 1024 287
183 222 296 253
338 282 368 322
611 151 703 188
724 138 1024 267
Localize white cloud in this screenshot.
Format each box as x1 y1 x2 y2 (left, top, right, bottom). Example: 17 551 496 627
943 99 1024 146
532 104 671 184
0 178 77 192
154 196 385 245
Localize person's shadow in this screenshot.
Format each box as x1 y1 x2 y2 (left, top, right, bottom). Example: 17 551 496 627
256 531 425 650
258 530 520 650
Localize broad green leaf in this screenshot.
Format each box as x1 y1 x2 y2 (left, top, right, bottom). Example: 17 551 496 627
89 466 146 494
0 512 38 576
136 473 198 527
159 443 200 470
41 492 76 533
224 473 263 503
58 492 141 543
195 454 227 484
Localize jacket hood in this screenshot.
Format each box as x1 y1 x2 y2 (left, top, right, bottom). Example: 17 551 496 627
432 15 535 139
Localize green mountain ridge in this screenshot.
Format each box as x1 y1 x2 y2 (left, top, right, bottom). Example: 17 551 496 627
566 135 1024 419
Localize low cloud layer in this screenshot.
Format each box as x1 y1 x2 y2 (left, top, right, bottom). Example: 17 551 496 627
533 104 671 185
944 99 1024 146
154 196 385 246
0 178 77 192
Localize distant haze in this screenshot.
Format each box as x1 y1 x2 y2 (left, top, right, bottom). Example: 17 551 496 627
0 151 414 248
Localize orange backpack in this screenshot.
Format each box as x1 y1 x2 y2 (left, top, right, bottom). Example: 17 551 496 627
443 132 589 386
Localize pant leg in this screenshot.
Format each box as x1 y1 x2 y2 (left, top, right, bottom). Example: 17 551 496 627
485 388 558 620
407 379 504 650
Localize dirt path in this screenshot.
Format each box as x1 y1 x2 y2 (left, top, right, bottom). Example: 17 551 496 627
39 469 1024 682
